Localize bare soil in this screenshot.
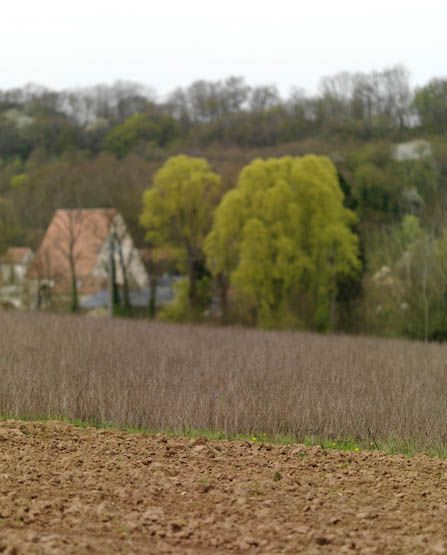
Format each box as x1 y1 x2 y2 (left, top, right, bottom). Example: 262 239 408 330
1 421 446 554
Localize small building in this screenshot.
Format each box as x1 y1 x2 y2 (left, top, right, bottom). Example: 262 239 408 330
0 247 34 286
26 208 149 311
0 247 34 309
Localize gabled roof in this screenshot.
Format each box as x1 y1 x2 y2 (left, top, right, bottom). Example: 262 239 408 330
0 247 33 265
28 209 117 283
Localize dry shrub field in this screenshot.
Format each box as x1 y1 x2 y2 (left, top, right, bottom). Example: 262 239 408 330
1 311 447 452
3 312 447 554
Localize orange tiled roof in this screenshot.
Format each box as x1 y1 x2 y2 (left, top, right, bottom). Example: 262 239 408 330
28 209 117 290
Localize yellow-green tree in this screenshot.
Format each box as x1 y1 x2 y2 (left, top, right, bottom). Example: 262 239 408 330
205 155 360 329
140 155 222 314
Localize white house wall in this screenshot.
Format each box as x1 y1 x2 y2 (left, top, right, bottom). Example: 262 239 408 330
93 214 149 289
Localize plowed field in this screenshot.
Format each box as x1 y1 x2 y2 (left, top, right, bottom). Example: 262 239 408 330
1 421 446 554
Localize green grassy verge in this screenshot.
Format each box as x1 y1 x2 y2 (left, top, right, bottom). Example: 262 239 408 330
1 413 446 458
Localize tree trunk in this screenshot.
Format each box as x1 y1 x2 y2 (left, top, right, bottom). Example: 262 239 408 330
217 272 229 323
149 274 158 319
421 265 430 342
144 246 158 319
116 240 131 311
36 281 42 310
69 254 79 313
108 236 119 317
330 289 337 331
187 257 198 310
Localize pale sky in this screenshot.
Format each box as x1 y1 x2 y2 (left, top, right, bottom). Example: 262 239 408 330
1 0 446 98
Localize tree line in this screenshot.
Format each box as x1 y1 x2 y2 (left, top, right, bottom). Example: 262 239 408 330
2 65 447 339
1 65 447 160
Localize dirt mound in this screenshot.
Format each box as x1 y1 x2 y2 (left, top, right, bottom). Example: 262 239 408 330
0 421 446 554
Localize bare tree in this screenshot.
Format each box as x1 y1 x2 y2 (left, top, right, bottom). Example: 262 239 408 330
107 213 148 314
109 216 133 312
33 249 55 309
52 210 91 312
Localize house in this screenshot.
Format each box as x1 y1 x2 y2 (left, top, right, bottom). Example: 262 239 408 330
0 247 34 285
26 208 149 310
0 247 34 309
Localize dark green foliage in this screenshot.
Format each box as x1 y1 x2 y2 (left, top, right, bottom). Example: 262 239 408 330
104 113 179 158
414 79 447 134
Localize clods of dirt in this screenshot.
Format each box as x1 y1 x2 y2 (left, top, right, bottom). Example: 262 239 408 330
0 421 446 553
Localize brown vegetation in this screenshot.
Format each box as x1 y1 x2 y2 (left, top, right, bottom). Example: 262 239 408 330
1 312 447 452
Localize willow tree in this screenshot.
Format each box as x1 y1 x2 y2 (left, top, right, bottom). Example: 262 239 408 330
140 155 222 315
204 155 360 329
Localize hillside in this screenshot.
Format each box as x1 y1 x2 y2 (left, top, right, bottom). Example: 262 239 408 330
2 68 447 338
